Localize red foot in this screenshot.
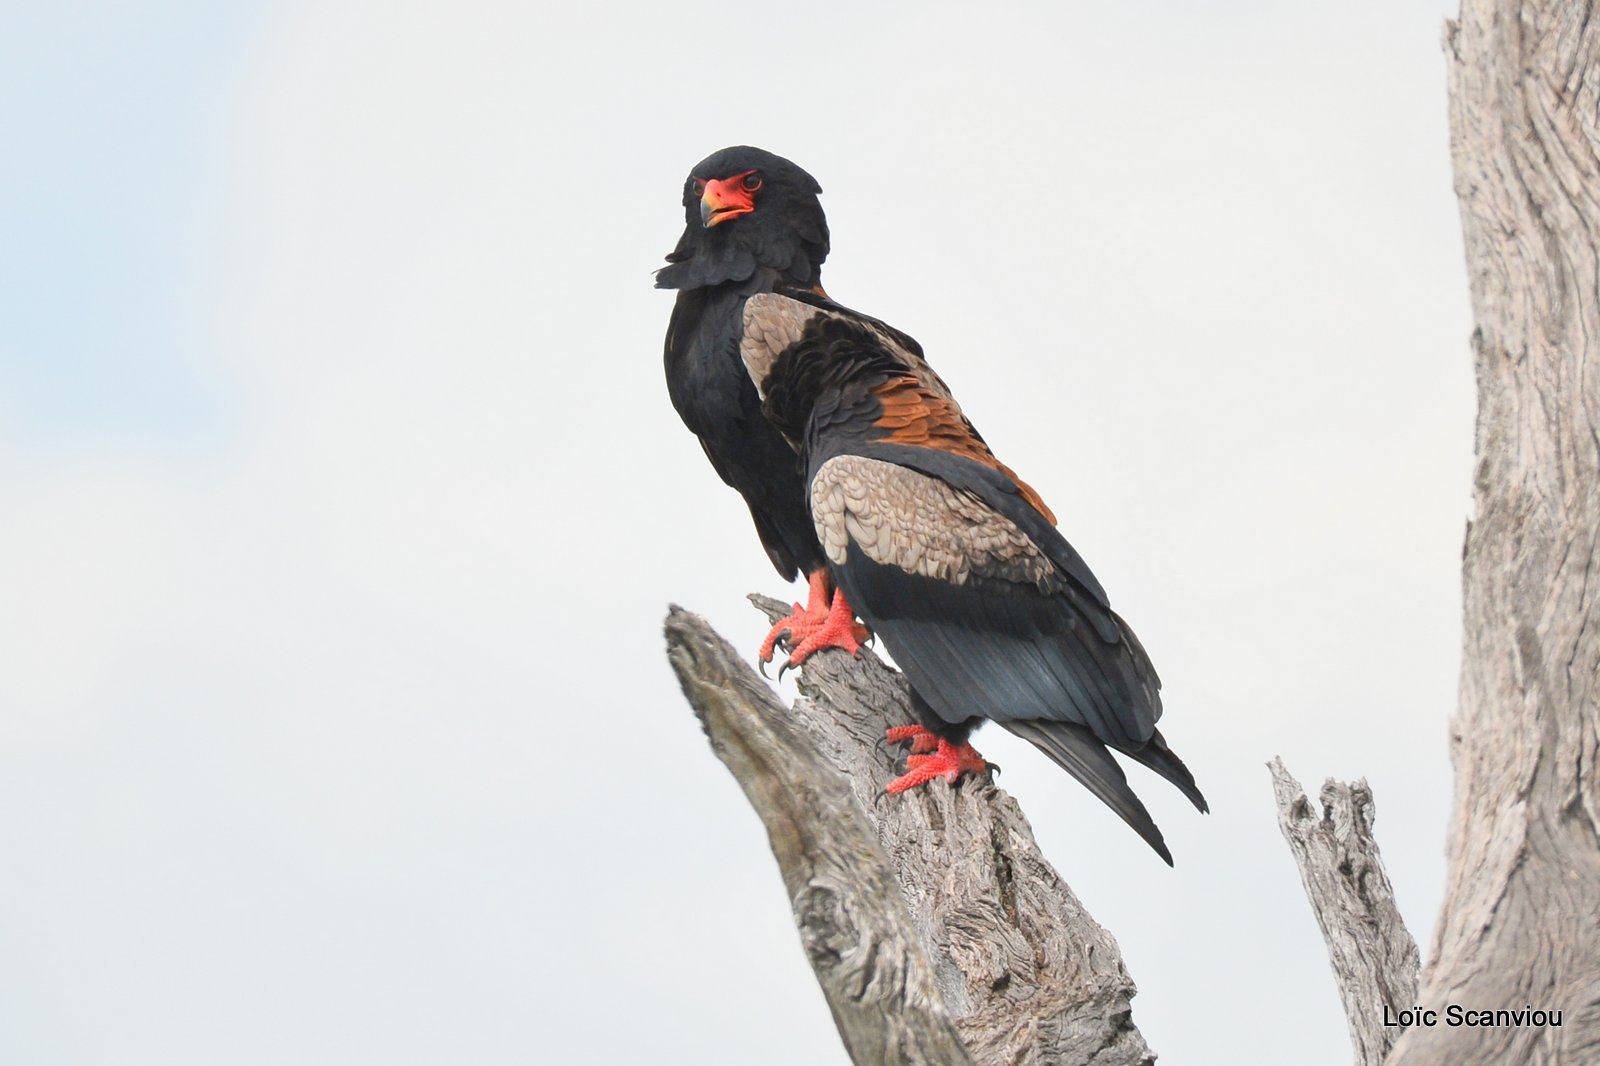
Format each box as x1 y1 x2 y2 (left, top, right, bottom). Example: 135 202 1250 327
885 724 940 755
759 570 870 668
885 734 990 794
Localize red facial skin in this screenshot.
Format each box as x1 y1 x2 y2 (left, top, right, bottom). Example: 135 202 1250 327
696 170 762 227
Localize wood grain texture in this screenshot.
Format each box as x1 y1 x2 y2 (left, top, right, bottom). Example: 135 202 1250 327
1387 3 1600 1063
1269 759 1420 1066
664 604 974 1066
663 598 1155 1066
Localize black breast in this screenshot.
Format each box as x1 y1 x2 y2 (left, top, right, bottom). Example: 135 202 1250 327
664 285 826 580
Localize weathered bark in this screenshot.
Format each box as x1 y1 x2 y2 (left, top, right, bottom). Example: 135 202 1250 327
1384 3 1600 1063
664 597 1154 1066
1268 759 1420 1066
664 605 973 1066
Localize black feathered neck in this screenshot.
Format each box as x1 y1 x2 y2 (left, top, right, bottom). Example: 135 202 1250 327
655 146 830 295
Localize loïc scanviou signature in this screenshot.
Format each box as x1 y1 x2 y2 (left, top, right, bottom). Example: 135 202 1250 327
1383 1004 1562 1029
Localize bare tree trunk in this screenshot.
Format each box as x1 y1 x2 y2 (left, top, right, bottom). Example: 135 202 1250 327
1269 760 1420 1066
664 598 1155 1066
1384 4 1600 1063
664 605 974 1066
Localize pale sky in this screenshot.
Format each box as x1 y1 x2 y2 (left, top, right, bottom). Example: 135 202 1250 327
2 2 1470 1063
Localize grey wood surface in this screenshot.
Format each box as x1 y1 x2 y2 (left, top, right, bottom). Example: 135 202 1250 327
1386 3 1600 1063
1269 759 1420 1066
664 598 1155 1066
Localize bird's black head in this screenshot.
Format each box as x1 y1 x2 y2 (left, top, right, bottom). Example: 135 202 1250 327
655 146 830 295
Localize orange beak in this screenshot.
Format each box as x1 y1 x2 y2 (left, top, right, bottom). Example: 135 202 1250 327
700 175 756 227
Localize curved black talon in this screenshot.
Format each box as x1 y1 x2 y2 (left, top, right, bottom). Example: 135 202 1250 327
757 657 772 679
776 657 795 683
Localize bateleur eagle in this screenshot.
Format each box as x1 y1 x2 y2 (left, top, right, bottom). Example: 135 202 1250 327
657 146 870 666
662 147 1206 862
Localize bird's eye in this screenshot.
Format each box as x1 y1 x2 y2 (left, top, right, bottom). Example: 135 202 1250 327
742 173 763 192
691 177 706 196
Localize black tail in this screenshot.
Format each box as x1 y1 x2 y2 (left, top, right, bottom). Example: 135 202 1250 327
1001 719 1174 866
1123 728 1209 814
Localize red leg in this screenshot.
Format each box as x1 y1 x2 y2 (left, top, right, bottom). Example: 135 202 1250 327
884 734 990 794
885 724 940 755
758 569 871 667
